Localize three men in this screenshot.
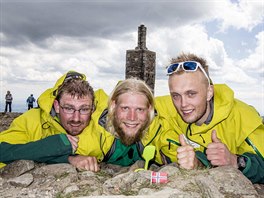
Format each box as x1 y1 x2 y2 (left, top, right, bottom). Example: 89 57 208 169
2 60 263 185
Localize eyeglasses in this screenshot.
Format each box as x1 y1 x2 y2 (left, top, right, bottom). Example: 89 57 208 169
59 104 92 115
167 61 210 84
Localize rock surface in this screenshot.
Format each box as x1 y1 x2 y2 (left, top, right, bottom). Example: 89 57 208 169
0 112 264 198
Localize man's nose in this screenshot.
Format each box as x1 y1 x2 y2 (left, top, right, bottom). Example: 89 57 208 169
127 109 137 120
72 110 81 121
181 97 188 107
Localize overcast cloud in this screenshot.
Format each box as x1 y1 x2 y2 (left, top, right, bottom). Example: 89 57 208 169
0 0 263 115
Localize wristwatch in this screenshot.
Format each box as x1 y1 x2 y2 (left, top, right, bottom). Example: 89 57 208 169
237 155 247 171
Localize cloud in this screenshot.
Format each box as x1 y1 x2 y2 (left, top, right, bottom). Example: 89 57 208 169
214 0 264 31
238 31 264 70
0 0 263 114
148 24 226 75
1 0 218 46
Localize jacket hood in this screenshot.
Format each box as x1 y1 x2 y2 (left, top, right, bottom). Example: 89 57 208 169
37 71 87 115
187 84 261 137
213 84 234 119
190 84 234 130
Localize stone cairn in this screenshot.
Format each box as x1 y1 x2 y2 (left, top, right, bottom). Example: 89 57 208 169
125 24 156 94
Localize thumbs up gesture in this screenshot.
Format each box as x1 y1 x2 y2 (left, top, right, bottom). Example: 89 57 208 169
177 134 199 169
206 130 237 167
211 130 221 143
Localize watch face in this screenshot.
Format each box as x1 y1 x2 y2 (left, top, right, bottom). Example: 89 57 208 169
238 156 247 169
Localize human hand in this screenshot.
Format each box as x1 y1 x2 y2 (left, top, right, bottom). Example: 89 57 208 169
68 155 100 172
206 130 237 167
66 135 79 153
177 134 199 169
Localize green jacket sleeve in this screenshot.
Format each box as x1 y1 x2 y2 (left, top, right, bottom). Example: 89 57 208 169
242 152 264 184
0 134 72 164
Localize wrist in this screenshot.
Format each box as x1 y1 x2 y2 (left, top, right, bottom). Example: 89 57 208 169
236 155 247 171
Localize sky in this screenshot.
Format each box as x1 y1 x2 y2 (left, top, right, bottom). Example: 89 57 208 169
0 0 263 115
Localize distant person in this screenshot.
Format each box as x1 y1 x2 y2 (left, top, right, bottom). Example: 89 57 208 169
4 91 13 113
26 94 36 110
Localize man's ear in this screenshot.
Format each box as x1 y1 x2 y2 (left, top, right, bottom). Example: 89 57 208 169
148 104 154 111
207 85 214 101
53 100 60 113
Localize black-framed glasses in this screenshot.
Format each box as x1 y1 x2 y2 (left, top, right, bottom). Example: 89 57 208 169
59 104 92 115
166 61 210 84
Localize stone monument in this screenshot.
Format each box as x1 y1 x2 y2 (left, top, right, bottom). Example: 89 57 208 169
125 24 156 93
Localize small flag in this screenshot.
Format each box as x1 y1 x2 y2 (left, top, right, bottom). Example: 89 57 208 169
151 171 168 184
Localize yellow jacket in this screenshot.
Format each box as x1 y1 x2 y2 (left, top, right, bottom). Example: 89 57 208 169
0 71 108 168
155 84 264 183
0 72 181 168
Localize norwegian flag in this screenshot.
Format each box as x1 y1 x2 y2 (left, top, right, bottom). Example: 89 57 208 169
151 171 168 184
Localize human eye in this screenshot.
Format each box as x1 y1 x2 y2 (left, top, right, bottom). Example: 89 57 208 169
171 93 181 100
63 106 74 113
187 91 197 98
80 108 90 114
121 106 129 111
136 108 145 113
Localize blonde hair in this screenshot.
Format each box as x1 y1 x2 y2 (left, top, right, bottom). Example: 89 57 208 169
106 78 154 137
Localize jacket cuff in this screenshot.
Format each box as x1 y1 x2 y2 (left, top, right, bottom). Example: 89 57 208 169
0 134 72 164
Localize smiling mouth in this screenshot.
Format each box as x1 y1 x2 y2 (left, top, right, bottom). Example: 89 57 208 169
124 123 138 128
182 109 193 115
69 122 82 127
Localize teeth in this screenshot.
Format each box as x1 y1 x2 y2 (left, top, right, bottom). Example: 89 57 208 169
71 124 81 127
183 110 192 114
125 123 137 127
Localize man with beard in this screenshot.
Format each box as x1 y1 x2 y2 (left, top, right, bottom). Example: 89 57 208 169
71 78 182 169
0 71 105 171
155 52 264 184
102 78 160 166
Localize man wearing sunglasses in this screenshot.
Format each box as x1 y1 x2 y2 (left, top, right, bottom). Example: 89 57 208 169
0 71 106 171
155 52 264 184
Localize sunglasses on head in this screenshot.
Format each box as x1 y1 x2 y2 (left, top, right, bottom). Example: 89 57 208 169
65 71 84 81
166 61 211 84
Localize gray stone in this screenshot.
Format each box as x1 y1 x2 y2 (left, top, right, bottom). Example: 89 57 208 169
196 166 258 197
63 184 80 194
102 170 151 195
0 160 35 179
0 160 263 198
7 173 33 187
